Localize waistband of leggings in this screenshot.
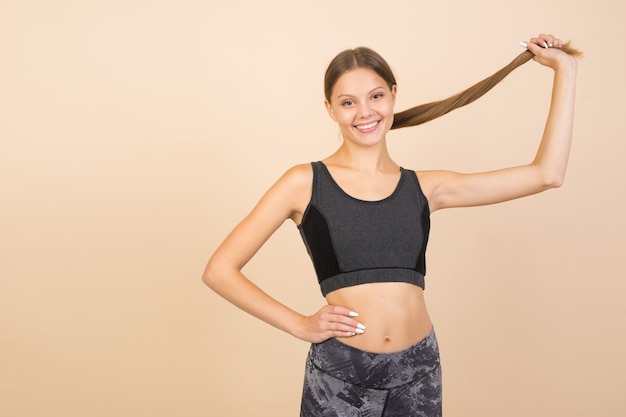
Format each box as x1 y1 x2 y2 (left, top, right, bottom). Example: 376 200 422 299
308 327 439 389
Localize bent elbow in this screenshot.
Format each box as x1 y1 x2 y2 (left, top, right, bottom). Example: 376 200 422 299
550 176 565 189
533 165 566 191
531 160 567 191
201 256 240 293
201 259 221 290
538 177 564 192
545 172 566 189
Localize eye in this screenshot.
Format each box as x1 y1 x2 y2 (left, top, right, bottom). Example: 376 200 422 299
372 93 383 100
341 100 355 107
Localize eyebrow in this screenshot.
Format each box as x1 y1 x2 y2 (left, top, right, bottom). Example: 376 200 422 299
336 86 386 100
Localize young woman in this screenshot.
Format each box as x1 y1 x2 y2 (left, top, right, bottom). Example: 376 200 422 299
203 33 579 416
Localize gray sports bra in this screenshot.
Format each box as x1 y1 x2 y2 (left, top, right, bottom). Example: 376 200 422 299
297 161 430 296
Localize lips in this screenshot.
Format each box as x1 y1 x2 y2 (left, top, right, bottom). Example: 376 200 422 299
354 120 380 131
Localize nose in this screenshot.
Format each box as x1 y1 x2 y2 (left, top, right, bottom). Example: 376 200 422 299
358 101 373 118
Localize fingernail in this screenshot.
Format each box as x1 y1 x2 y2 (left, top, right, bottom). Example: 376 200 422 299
357 323 366 330
349 311 359 317
347 332 356 336
549 43 553 47
517 41 528 48
543 41 549 48
355 328 365 334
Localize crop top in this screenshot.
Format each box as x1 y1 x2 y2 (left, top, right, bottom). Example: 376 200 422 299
297 161 430 296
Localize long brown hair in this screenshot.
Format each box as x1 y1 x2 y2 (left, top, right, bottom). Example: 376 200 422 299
324 44 582 130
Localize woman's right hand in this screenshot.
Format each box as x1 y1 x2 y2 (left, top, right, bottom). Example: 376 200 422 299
294 305 366 343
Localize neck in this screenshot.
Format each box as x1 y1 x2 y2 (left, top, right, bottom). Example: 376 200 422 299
327 140 396 173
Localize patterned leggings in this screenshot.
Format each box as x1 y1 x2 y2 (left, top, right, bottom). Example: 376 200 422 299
300 328 442 417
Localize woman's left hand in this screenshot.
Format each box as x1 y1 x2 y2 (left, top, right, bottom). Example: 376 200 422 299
524 33 577 71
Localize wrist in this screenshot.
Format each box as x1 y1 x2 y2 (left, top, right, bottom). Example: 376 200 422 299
286 312 307 341
554 53 578 74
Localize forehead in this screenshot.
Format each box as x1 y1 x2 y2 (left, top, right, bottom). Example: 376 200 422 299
332 68 388 97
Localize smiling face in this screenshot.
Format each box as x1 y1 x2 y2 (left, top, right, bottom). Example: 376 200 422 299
325 67 396 147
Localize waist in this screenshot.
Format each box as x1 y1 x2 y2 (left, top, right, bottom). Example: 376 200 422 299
325 282 432 353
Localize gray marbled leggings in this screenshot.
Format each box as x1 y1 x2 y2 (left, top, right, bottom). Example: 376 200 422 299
300 328 442 417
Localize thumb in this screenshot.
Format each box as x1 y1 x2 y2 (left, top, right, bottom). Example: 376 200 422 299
526 41 545 57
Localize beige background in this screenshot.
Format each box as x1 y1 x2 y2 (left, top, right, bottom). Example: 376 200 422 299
1 1 624 416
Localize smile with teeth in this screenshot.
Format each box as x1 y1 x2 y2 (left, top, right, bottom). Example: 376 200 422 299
355 120 380 130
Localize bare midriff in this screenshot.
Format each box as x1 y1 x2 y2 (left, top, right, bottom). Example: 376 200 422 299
325 282 433 354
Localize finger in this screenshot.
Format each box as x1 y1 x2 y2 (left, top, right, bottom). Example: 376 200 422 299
537 33 563 49
528 37 546 49
526 41 544 56
336 325 365 336
318 308 366 334
327 304 360 317
324 305 366 328
538 33 556 46
320 311 366 331
334 327 365 338
322 320 365 336
531 34 557 49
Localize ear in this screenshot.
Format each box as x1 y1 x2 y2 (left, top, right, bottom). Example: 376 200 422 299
324 99 337 122
391 84 397 104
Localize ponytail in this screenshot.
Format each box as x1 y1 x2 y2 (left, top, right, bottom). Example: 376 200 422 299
391 43 582 130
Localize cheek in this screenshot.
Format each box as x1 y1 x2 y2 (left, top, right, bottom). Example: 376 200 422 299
381 99 395 115
333 109 355 125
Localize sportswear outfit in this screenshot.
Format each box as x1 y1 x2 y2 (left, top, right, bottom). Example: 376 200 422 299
297 162 441 417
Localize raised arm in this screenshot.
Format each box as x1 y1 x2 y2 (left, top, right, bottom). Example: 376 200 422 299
202 164 365 343
423 34 578 212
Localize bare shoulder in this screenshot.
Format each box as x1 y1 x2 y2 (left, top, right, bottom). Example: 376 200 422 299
413 169 457 212
271 163 313 224
280 163 313 187
413 169 449 197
